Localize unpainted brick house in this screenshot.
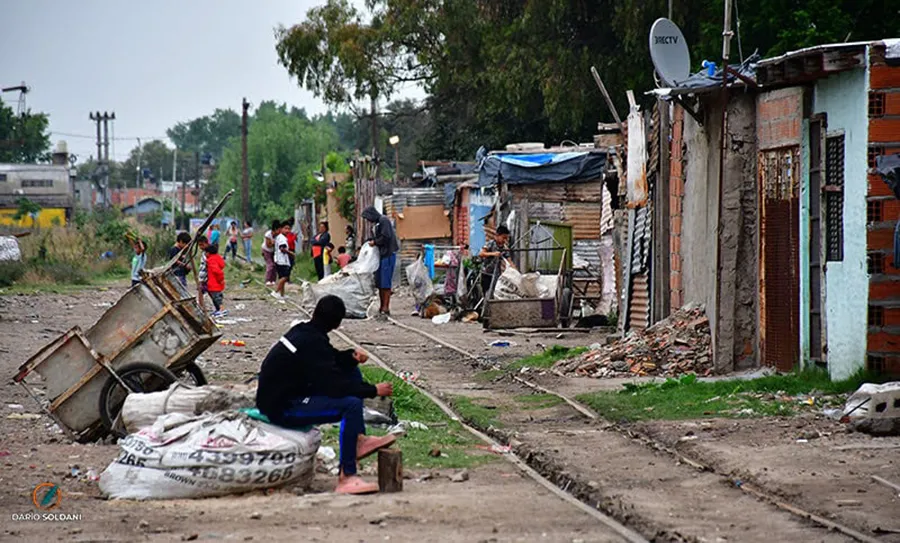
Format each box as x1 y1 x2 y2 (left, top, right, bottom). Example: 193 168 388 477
659 39 900 378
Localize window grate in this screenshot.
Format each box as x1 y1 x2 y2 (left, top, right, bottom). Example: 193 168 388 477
869 92 885 117
21 179 53 188
867 200 883 224
868 147 884 169
869 252 885 275
825 135 845 262
868 355 885 373
869 305 885 326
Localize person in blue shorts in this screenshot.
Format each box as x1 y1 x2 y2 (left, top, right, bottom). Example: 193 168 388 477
361 206 399 317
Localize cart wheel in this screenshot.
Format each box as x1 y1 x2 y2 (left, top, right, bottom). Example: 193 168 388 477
99 362 178 437
559 287 573 328
179 361 208 386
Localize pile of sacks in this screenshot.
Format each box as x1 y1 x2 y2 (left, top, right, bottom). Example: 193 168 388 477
301 244 381 318
493 265 558 301
555 304 713 378
99 383 321 500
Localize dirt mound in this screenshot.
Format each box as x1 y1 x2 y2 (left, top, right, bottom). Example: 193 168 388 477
556 305 713 378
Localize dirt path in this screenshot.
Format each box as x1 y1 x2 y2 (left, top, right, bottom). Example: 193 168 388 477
0 287 625 542
334 296 896 542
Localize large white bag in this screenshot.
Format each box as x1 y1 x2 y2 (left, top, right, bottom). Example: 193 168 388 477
301 244 380 318
120 383 256 434
99 411 320 500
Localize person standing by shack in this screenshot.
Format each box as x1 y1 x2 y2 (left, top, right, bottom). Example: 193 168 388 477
272 222 294 299
478 225 512 301
361 207 399 317
167 232 192 287
241 221 254 263
205 243 226 317
285 218 298 281
130 238 147 287
262 220 279 286
310 221 331 281
207 222 221 247
255 295 396 494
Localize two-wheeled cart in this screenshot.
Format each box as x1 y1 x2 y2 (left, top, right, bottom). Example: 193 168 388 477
12 191 233 441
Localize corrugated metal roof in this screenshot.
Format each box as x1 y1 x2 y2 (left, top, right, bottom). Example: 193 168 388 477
393 187 445 208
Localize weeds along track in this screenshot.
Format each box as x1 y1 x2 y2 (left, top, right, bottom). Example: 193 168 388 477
282 298 648 543
374 315 879 543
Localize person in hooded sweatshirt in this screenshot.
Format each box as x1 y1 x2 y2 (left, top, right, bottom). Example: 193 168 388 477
361 206 400 317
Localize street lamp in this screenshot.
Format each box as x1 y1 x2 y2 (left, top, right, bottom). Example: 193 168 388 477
389 135 400 183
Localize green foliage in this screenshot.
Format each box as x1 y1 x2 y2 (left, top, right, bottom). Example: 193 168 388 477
507 345 588 371
451 396 502 429
13 197 41 225
167 108 241 158
334 179 355 221
0 97 50 163
117 140 181 188
213 101 338 222
0 261 26 287
577 369 886 422
514 393 564 410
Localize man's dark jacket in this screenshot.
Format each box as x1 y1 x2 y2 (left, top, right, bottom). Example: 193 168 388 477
256 322 377 417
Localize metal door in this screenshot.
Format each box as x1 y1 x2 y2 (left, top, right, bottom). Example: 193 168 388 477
808 117 826 363
759 146 801 371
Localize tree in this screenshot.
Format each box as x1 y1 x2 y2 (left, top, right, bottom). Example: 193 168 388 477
118 140 177 187
167 108 242 160
13 197 41 228
212 102 339 224
0 98 50 163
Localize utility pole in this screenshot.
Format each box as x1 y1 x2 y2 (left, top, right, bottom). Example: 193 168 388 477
195 151 201 214
180 155 187 224
241 98 250 223
90 111 115 207
135 138 142 188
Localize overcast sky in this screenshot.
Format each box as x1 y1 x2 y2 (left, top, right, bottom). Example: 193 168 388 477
1 0 422 163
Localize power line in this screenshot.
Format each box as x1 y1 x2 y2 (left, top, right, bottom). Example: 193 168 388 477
49 130 170 141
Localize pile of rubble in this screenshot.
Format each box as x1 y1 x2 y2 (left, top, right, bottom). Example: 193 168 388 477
555 304 713 378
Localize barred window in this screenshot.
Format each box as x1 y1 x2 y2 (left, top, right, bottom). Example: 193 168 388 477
825 134 845 262
21 179 53 188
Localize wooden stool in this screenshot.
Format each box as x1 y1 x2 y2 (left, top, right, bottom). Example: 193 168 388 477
377 448 403 493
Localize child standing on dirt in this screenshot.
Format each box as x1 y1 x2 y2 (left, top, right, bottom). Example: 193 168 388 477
131 238 147 286
205 243 226 316
323 243 335 277
197 235 209 310
168 232 191 287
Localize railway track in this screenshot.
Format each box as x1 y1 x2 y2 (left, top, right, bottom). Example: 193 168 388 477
275 291 874 542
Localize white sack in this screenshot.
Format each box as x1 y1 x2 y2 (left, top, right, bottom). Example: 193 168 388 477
493 265 524 301
120 383 256 434
405 256 433 306
100 411 320 500
0 236 21 262
301 244 380 318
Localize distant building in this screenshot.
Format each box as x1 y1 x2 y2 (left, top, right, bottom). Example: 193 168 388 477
0 161 75 228
122 197 163 216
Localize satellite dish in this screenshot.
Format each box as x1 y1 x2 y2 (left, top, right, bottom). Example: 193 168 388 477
649 18 690 87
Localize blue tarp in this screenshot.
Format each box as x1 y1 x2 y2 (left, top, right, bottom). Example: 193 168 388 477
478 150 607 187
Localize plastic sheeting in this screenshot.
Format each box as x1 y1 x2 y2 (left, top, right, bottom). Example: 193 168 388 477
876 154 900 199
0 236 21 262
478 151 607 187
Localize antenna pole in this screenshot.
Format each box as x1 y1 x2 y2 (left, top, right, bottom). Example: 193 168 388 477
668 0 672 19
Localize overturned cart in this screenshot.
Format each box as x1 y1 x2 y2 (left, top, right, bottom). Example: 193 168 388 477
13 193 232 442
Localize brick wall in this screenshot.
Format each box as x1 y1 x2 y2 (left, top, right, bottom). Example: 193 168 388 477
866 45 900 376
669 105 685 309
757 87 803 150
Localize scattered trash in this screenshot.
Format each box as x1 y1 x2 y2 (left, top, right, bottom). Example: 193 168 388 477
6 404 23 410
70 467 81 478
823 408 843 420
386 420 428 435
461 312 479 323
428 448 441 458
250 512 262 520
835 500 862 507
404 421 428 431
30 320 39 324
431 313 452 325
796 438 809 443
490 341 512 348
450 469 469 483
589 343 602 351
556 304 712 378
475 444 511 455
7 413 41 420
86 468 99 482
397 371 419 383
317 446 337 462
0 451 11 457
220 339 246 347
235 304 246 311
92 302 113 308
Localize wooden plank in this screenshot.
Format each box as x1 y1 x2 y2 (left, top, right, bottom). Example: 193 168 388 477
377 449 403 493
395 205 451 240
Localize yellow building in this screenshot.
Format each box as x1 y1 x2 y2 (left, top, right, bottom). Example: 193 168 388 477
0 163 74 228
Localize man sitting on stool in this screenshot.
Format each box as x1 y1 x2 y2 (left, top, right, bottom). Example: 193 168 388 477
255 295 396 494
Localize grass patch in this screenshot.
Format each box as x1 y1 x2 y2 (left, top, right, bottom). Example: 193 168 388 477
450 396 503 429
473 369 504 383
321 366 494 469
507 345 588 371
514 393 564 410
576 369 883 422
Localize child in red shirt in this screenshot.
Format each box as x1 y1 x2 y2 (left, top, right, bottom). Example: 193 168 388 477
205 244 226 316
336 246 351 269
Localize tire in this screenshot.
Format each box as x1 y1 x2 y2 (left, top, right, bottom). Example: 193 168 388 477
99 362 178 437
179 361 208 386
559 287 573 328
